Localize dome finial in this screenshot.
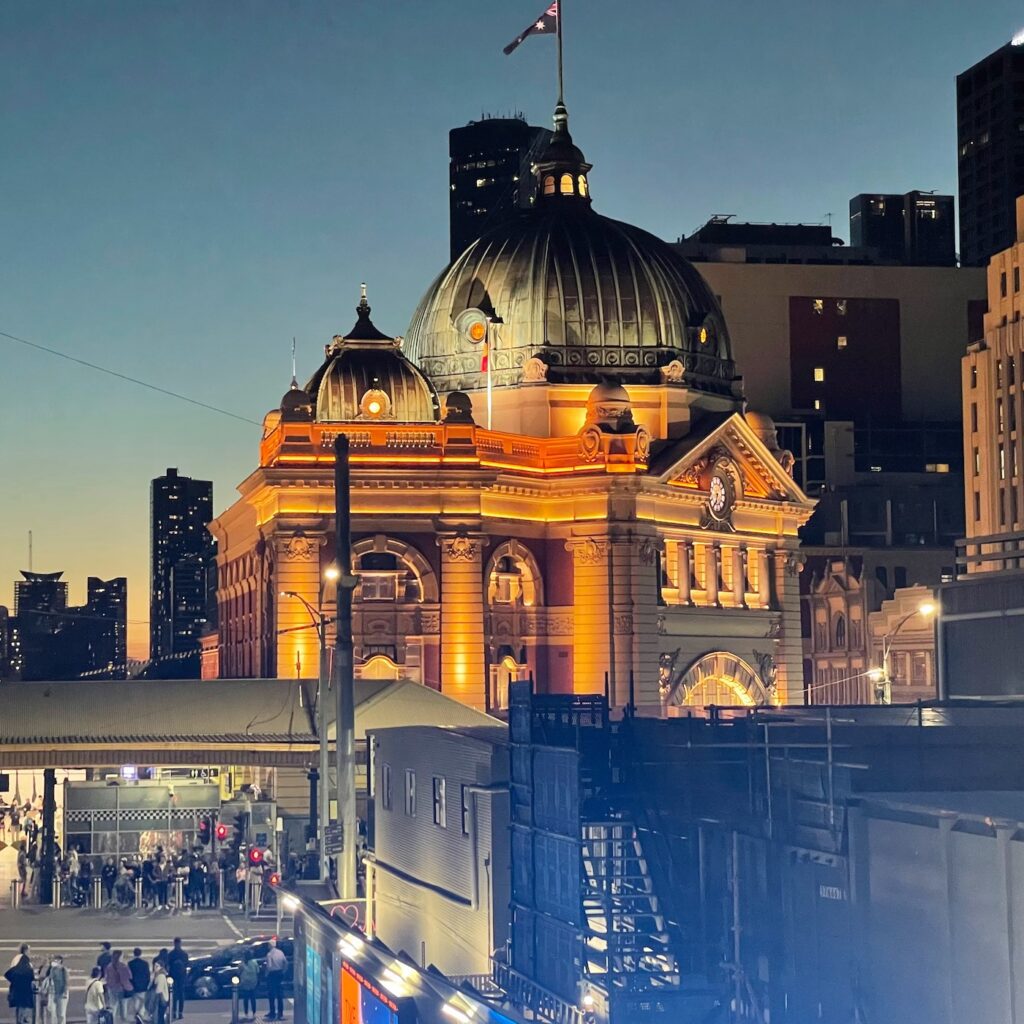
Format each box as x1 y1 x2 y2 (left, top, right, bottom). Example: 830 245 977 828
358 282 370 317
290 337 298 390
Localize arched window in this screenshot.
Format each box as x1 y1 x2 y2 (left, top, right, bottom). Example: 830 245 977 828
578 174 588 197
543 175 556 195
834 613 846 649
485 541 544 608
559 173 574 195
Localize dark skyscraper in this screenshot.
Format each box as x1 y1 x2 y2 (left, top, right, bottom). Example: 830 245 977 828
150 467 215 674
849 192 955 266
957 37 1024 267
449 115 551 261
85 576 128 676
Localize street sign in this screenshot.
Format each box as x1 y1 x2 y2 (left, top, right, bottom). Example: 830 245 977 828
188 767 220 780
324 824 343 854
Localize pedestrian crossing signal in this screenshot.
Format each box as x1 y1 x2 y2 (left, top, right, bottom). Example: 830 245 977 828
249 847 264 865
197 817 212 846
215 822 228 842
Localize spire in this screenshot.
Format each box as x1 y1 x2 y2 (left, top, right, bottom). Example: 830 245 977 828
290 337 298 389
534 97 592 207
334 283 395 346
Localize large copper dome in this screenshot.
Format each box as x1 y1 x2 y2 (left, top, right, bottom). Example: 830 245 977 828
404 107 736 396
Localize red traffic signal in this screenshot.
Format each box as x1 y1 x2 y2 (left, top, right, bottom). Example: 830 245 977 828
268 872 281 887
248 847 264 865
215 822 228 842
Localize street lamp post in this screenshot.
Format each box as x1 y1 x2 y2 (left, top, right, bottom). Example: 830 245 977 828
281 566 338 883
874 600 936 704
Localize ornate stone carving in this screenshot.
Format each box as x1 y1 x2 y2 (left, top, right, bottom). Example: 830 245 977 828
638 538 658 566
764 617 783 640
569 537 608 565
545 613 573 636
443 535 481 561
283 531 315 561
660 359 685 383
676 456 709 487
613 612 634 634
753 649 778 700
784 552 803 577
656 613 666 636
659 648 681 700
635 427 651 462
578 425 603 463
419 610 440 633
778 449 796 477
522 356 549 383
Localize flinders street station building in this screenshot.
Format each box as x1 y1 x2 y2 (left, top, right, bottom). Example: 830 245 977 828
208 102 815 715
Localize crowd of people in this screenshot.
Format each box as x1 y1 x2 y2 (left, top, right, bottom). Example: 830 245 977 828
5 938 290 1024
4 941 180 1024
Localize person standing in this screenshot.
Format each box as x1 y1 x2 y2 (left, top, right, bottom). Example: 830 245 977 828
263 938 288 1022
4 953 35 1024
238 951 258 1021
100 858 117 904
8 944 29 969
127 948 150 1022
40 954 69 1024
84 968 106 1024
97 942 113 973
103 950 134 1024
166 939 188 1021
148 962 170 1024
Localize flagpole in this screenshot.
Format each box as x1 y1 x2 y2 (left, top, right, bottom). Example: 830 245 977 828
556 0 564 104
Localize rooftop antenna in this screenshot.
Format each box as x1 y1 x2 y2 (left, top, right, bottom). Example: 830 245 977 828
290 338 298 389
557 0 564 106
28 530 32 571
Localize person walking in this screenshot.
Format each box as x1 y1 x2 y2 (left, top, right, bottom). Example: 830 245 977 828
263 938 288 1021
153 857 169 910
84 968 106 1024
100 858 117 904
4 953 35 1024
146 962 169 1024
40 954 69 1024
128 948 150 1022
103 949 134 1024
237 951 259 1021
97 942 113 973
166 939 188 1021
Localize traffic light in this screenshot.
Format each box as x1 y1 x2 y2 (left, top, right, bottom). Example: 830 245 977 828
268 871 281 887
248 847 264 865
197 817 212 846
215 822 228 842
232 812 249 850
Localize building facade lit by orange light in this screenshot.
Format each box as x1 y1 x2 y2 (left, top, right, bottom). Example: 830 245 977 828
209 104 816 714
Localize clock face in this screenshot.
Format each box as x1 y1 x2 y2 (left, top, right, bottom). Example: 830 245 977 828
709 473 729 516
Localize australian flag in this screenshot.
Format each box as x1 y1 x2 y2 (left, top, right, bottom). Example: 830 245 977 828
503 1 558 55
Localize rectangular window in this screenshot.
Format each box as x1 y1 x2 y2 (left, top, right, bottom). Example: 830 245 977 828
1001 488 1007 526
999 398 1005 432
404 769 416 817
1015 267 1021 293
432 776 447 828
1012 400 1018 433
814 399 822 411
1012 357 1019 387
997 360 1004 387
971 403 978 432
382 763 393 811
974 447 981 476
971 365 978 389
974 491 981 522
1012 446 1019 479
1002 272 1008 298
836 336 848 350
813 367 825 383
461 785 470 836
1000 445 1006 480
1013 488 1020 525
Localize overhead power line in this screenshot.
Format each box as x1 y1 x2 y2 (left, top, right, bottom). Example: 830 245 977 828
0 328 262 427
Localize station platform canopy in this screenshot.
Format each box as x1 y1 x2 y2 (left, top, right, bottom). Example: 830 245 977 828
0 677 500 768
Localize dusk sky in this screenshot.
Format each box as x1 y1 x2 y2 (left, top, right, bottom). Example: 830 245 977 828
1 1 1020 659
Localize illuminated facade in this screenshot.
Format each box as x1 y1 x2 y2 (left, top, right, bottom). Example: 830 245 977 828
209 104 816 713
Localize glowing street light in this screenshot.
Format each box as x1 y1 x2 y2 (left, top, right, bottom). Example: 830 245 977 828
873 599 938 704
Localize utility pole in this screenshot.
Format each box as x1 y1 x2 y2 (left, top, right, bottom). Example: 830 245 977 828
39 768 55 905
334 435 358 898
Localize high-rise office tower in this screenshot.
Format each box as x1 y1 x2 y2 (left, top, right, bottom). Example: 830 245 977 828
849 192 955 266
449 115 551 261
85 576 128 676
150 467 215 673
957 36 1024 267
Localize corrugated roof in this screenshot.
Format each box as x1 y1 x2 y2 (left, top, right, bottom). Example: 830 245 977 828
0 677 500 747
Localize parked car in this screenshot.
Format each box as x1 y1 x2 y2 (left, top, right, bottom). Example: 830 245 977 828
186 936 294 1000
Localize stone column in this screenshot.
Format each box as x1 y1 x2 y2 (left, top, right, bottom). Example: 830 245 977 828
758 548 772 609
772 547 804 704
733 546 747 608
567 537 612 698
438 533 487 710
677 540 692 606
705 543 720 607
273 530 327 680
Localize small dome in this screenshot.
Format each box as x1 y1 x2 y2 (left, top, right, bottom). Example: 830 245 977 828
584 382 635 434
305 288 440 424
280 382 313 421
744 410 779 452
443 391 475 424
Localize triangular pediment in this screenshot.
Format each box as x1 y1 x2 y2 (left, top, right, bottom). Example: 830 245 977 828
655 412 814 509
